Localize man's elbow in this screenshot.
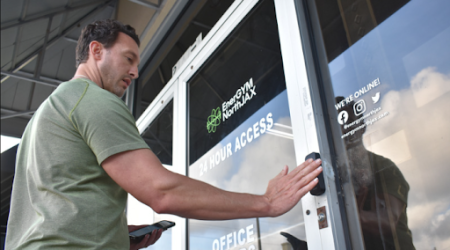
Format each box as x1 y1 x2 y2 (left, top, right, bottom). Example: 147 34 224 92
151 202 170 214
146 192 173 215
139 171 185 215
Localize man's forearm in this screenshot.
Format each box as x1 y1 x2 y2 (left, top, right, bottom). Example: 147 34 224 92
152 172 271 220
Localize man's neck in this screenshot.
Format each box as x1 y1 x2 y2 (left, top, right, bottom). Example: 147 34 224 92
73 63 103 89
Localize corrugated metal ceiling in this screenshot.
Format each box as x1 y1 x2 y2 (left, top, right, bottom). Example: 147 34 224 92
1 0 177 138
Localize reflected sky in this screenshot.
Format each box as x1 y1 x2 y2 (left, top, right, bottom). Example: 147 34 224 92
189 91 305 249
327 0 450 249
363 69 450 249
329 0 450 96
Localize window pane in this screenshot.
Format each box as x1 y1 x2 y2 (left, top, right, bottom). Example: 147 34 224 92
314 0 450 249
141 100 173 165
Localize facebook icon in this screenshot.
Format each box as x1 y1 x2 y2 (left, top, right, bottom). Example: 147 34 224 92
338 110 349 125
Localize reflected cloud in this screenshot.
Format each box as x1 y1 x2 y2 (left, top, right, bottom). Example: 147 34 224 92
189 115 306 248
411 67 450 108
224 117 296 195
365 130 412 164
363 67 450 249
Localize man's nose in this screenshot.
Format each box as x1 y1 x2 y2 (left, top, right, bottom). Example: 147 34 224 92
130 65 139 79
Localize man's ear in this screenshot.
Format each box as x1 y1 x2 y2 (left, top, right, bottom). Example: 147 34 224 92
89 41 103 61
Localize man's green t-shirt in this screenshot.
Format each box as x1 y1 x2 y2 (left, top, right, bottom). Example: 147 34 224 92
5 79 149 249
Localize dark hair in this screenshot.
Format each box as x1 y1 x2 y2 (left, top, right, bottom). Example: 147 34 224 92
75 19 140 67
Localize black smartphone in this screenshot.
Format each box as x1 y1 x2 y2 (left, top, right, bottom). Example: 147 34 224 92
305 152 326 196
129 220 175 241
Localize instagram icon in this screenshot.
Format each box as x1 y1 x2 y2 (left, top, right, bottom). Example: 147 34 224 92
353 99 366 116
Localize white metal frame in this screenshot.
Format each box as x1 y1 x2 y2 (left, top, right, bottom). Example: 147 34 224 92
274 0 339 249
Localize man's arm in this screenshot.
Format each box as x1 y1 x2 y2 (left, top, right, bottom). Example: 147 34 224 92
102 148 322 220
357 187 405 236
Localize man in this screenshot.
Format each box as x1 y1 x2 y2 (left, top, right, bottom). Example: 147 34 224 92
6 19 322 249
337 97 415 250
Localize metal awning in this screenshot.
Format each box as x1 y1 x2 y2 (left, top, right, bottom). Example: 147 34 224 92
1 0 185 138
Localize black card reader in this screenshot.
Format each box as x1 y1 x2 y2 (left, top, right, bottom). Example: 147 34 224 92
305 152 325 196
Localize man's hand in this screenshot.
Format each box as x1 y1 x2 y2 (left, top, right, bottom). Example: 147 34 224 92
264 158 322 217
128 225 163 250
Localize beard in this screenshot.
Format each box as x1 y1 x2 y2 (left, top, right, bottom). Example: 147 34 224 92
347 145 374 193
98 60 126 97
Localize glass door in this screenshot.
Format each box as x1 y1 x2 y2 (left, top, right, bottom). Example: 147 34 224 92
305 0 450 249
179 0 336 249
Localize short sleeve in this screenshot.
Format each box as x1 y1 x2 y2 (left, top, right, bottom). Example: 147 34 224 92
372 153 410 204
70 83 149 164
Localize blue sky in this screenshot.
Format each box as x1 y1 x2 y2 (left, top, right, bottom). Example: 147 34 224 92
329 0 450 98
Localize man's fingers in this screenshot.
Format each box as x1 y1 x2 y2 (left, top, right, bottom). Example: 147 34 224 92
290 159 322 182
135 234 150 249
297 176 320 196
294 158 314 172
294 164 323 194
136 229 161 249
153 229 163 243
147 229 158 245
148 229 163 245
277 165 289 178
291 158 320 176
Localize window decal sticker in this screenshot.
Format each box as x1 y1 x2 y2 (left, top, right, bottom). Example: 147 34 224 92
207 107 222 133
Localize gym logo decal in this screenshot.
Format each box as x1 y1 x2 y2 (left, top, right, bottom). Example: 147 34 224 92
207 107 221 133
206 78 256 133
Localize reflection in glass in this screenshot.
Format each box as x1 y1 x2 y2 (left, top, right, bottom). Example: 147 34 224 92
315 0 450 248
188 0 306 249
337 97 414 250
136 1 235 118
188 0 286 165
141 100 173 165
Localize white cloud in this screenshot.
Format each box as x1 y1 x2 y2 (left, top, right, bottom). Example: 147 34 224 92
363 67 450 249
188 116 307 248
411 67 450 108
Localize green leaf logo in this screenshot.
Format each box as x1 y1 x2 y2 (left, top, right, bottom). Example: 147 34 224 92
207 107 221 133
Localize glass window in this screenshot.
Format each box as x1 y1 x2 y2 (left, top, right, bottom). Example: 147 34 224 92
141 100 173 165
136 1 235 118
188 0 307 249
314 0 450 249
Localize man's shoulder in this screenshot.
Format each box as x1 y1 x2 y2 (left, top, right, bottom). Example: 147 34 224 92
63 79 132 119
54 78 123 107
50 78 91 104
54 78 97 96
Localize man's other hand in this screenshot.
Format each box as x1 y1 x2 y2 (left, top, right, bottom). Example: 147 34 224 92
129 225 163 250
264 158 322 217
